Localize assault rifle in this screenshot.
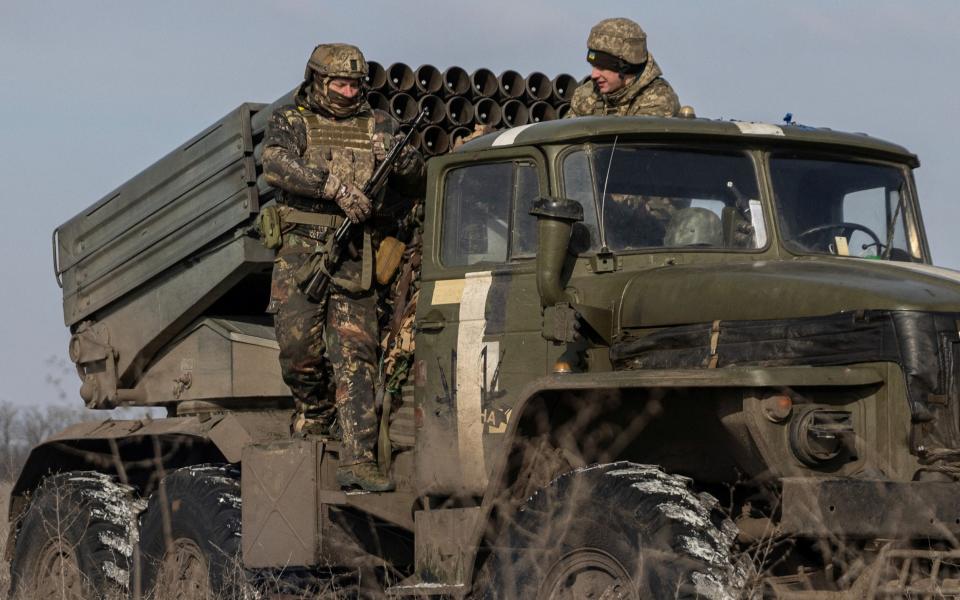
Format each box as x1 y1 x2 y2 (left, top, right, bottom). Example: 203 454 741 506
304 109 428 302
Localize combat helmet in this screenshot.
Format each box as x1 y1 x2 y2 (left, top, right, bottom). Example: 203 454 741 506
587 18 648 67
664 208 723 247
305 43 368 80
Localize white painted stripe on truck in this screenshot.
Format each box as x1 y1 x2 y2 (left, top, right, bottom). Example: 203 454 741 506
491 124 536 147
456 270 493 486
734 121 784 136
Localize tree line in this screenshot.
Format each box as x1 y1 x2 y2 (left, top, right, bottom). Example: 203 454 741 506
0 400 146 481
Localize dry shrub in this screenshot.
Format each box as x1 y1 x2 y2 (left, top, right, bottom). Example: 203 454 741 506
0 480 10 595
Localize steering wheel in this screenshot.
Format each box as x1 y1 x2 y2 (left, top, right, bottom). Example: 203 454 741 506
795 222 884 256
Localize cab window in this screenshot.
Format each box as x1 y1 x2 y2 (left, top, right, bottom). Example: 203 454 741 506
562 145 763 252
441 161 540 266
771 155 919 261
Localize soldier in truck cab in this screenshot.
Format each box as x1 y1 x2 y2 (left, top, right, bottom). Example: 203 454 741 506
261 43 424 492
567 17 681 118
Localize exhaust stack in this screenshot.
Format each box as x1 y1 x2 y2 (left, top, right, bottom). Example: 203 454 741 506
530 197 583 307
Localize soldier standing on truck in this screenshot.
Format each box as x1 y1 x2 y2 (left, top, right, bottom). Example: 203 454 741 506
567 17 681 118
261 43 424 492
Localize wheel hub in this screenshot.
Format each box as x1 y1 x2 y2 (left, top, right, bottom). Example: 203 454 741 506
540 549 637 600
156 538 213 599
34 540 87 600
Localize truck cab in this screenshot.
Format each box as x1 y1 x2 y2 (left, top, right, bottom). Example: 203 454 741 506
11 112 960 599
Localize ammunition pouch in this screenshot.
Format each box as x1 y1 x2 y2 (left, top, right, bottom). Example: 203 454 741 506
375 236 406 285
256 205 285 250
257 205 346 250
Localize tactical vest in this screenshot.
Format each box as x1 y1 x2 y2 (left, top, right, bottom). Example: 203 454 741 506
301 107 376 190
296 107 377 293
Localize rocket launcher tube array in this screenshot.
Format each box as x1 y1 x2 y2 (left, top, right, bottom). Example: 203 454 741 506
56 61 579 367
364 62 577 151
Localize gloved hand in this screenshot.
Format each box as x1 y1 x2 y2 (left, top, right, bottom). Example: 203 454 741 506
323 174 372 223
643 196 676 222
395 138 419 172
733 221 755 246
335 183 373 224
373 132 419 172
371 132 392 162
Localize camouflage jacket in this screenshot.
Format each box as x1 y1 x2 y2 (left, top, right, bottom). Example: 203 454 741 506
567 55 680 118
262 87 424 215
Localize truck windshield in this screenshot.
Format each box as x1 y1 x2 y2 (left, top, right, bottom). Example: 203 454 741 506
562 144 765 252
770 155 921 261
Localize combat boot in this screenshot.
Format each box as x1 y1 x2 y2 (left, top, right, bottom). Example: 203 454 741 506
336 462 395 492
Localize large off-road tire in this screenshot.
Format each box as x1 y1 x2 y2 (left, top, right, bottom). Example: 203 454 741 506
9 471 145 600
137 464 250 599
483 461 747 600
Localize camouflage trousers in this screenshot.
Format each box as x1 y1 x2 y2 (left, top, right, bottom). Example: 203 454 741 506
271 249 379 466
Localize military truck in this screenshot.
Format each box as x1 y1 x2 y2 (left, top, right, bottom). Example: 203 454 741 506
8 91 960 599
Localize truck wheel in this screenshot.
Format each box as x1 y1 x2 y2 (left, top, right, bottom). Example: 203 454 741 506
137 464 250 598
9 471 144 600
484 461 747 600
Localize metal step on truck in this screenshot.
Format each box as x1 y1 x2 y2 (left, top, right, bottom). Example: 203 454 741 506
8 72 960 599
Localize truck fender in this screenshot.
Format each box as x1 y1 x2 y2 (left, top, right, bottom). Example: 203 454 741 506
5 410 289 561
463 365 885 585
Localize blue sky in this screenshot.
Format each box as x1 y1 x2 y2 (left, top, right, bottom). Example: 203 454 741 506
1 0 958 407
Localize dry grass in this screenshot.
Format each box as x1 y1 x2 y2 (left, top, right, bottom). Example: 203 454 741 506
0 480 9 594
0 411 941 598
0 476 349 600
